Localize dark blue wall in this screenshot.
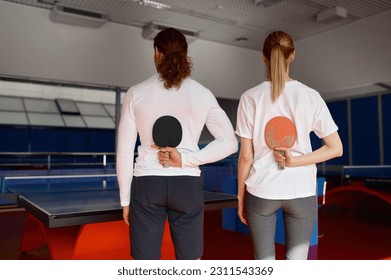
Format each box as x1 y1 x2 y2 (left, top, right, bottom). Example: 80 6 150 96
382 94 391 165
351 96 380 165
328 100 349 165
0 126 115 152
0 126 29 151
0 93 390 168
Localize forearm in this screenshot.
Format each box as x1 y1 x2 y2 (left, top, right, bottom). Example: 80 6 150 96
116 91 137 206
182 137 237 167
116 155 134 206
182 106 238 167
290 146 339 167
237 158 252 199
237 137 253 199
288 131 343 167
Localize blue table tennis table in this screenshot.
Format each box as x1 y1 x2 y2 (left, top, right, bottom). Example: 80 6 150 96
2 174 237 260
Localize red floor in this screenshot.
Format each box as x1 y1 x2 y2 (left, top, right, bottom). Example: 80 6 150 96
1 193 390 260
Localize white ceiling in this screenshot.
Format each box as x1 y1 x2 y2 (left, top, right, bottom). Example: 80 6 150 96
4 0 391 50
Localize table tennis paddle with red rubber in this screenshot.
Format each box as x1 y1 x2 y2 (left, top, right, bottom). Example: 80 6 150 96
152 115 183 168
265 116 297 170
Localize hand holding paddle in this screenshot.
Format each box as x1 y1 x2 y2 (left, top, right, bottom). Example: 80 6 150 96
152 146 182 167
152 115 183 168
265 116 297 170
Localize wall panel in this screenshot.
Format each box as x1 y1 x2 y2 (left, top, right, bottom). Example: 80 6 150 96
327 100 349 165
351 96 380 165
382 94 391 164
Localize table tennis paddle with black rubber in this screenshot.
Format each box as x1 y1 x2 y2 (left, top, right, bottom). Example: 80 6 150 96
265 116 297 170
152 115 183 168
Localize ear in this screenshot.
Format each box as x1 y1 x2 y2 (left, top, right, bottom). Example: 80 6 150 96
262 53 268 64
289 50 295 62
154 47 163 60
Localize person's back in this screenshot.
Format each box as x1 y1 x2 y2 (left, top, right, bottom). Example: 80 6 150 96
129 74 233 176
116 27 237 260
236 30 343 260
239 79 336 199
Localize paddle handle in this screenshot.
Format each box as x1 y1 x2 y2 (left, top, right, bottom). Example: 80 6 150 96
277 150 285 170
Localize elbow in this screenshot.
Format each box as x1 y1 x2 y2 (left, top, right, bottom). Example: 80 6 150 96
238 154 253 167
336 147 343 158
330 132 343 158
229 137 239 155
220 135 238 155
334 144 343 158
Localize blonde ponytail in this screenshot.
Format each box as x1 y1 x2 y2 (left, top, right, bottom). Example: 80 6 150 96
270 45 288 102
263 31 295 102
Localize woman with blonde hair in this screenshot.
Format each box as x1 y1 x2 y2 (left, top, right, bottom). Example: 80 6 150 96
236 31 342 260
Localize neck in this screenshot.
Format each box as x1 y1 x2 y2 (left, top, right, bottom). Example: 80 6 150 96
285 69 293 82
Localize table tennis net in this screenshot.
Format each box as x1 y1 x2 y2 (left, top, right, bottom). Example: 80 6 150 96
341 165 391 188
1 174 118 193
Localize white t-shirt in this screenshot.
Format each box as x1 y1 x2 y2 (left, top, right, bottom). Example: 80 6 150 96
236 80 338 200
117 74 238 206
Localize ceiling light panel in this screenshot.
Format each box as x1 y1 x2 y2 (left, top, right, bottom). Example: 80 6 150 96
303 0 391 18
4 0 391 50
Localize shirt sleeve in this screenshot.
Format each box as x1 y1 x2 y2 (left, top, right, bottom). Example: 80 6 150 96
181 94 238 167
312 94 338 139
235 93 255 139
116 89 138 207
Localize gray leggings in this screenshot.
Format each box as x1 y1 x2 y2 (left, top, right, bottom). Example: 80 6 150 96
246 191 317 260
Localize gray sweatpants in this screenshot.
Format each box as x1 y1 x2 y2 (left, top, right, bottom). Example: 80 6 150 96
246 191 317 260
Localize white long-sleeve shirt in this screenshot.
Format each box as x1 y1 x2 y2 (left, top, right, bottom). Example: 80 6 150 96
117 74 238 206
